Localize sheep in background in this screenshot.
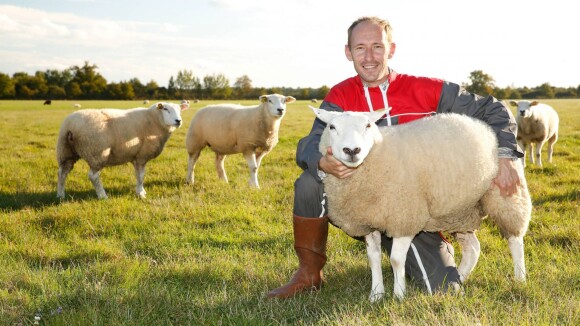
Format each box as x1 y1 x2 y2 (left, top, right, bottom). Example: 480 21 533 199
510 100 559 168
311 107 532 301
57 102 189 199
143 99 150 105
43 100 52 105
185 94 296 188
73 103 82 108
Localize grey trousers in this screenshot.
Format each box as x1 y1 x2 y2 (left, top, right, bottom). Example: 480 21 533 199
294 170 461 293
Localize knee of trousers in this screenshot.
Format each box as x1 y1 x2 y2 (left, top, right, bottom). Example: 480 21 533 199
293 171 326 218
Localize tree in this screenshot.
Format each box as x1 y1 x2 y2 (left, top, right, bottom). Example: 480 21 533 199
175 69 201 99
233 75 252 98
203 73 230 99
0 73 15 98
167 76 176 98
69 61 107 99
145 80 159 99
464 70 495 96
537 83 555 99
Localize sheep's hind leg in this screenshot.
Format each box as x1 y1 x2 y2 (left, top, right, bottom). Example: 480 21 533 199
243 152 259 188
547 134 557 163
57 160 75 199
390 236 414 300
133 161 147 199
186 150 201 185
508 236 526 282
455 231 481 283
88 168 107 199
365 231 384 302
215 153 228 183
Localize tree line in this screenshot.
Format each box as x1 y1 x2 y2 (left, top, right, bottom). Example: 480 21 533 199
0 61 578 101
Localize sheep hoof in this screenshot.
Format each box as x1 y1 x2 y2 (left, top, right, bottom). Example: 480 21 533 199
369 291 384 303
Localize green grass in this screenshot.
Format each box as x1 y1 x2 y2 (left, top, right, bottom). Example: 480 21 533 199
0 99 578 325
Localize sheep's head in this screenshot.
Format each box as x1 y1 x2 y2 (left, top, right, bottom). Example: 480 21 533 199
310 106 384 168
155 102 189 128
510 100 539 118
260 94 296 118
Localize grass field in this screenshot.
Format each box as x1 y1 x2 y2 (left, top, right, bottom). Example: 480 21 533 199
0 99 578 325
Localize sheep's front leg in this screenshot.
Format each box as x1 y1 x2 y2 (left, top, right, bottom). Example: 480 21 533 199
243 152 259 188
455 231 481 282
88 168 107 199
535 140 545 167
215 154 228 183
508 235 526 282
390 236 413 300
133 162 147 199
365 231 384 302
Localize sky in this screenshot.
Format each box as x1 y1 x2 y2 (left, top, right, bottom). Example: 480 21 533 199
1 0 578 89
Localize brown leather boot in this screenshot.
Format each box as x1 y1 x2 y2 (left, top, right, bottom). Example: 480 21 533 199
267 215 329 299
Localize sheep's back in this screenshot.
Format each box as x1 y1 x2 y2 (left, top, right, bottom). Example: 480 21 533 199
324 114 498 237
58 108 166 167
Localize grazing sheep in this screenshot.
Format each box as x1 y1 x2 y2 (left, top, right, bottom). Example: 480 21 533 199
57 102 189 199
186 94 296 188
311 107 532 301
311 99 318 103
43 100 52 105
143 99 150 105
510 100 559 168
74 103 82 108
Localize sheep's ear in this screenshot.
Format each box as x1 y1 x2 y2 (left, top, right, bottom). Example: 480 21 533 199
530 101 539 106
309 105 339 124
370 109 385 123
285 96 296 104
260 95 268 103
509 100 518 107
157 103 164 110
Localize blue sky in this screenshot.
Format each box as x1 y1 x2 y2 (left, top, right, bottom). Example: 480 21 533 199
1 0 578 88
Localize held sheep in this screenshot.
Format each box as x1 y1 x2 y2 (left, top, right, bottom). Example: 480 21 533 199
311 107 532 301
186 94 296 188
510 100 559 168
57 102 189 199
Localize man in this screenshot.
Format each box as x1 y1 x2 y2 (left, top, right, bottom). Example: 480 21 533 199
267 16 522 299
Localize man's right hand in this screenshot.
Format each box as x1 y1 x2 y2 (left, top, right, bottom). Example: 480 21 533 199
318 146 357 179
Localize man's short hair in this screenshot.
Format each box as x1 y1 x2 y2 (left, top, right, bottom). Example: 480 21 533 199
347 16 393 48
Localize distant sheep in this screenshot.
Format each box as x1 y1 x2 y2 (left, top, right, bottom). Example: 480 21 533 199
43 100 52 105
57 102 189 199
186 94 296 188
312 107 532 301
510 100 559 167
311 99 318 103
143 99 150 105
73 103 81 108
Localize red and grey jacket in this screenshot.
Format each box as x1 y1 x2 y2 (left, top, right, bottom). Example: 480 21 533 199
296 70 522 180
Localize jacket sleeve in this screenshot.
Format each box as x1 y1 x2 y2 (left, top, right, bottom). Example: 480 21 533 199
437 81 523 158
296 101 344 180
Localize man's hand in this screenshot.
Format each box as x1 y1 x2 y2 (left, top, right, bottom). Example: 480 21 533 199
318 147 357 179
492 158 521 197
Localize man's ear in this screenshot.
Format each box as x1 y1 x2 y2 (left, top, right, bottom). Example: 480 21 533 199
388 42 396 59
345 44 354 62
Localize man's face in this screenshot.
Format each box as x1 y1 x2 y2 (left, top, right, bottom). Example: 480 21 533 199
345 21 395 87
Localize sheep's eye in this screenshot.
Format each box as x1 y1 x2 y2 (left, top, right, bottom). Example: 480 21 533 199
329 124 335 130
268 100 272 103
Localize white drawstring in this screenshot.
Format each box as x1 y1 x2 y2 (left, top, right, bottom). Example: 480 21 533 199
363 80 392 126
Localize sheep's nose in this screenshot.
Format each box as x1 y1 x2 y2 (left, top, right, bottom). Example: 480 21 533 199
277 108 284 114
176 119 182 125
343 147 361 158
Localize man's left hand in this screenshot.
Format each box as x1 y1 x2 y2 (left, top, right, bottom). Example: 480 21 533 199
492 158 521 197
